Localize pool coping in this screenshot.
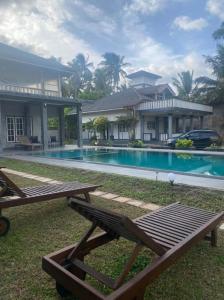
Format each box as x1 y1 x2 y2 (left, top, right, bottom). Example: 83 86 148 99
2 153 224 192
24 145 224 156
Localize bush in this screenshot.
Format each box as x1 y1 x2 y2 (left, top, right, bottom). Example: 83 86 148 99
129 140 145 148
175 139 193 148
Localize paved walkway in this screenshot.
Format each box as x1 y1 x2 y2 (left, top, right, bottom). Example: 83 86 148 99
4 168 160 211
5 168 223 229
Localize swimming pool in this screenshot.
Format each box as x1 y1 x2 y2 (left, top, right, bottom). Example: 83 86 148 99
33 148 224 177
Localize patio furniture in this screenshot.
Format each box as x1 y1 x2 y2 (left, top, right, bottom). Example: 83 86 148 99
42 199 223 300
16 135 42 150
0 168 100 236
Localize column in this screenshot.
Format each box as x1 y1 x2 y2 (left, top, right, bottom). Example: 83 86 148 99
168 114 173 139
189 116 194 130
155 116 160 140
175 117 179 133
59 106 65 146
199 116 204 129
182 115 186 133
24 104 32 137
41 103 48 150
77 104 83 148
140 114 144 141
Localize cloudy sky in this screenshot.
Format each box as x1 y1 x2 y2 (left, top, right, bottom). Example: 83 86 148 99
0 0 223 83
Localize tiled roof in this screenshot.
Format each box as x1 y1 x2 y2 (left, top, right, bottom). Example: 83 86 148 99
127 70 161 79
0 42 71 73
76 85 175 113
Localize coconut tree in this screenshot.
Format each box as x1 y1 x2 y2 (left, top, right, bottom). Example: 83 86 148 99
195 44 224 104
172 71 197 101
100 53 130 91
65 53 93 98
93 68 112 96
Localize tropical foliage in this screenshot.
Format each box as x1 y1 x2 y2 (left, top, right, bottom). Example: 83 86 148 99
62 52 129 100
116 115 138 140
195 23 224 104
175 139 193 148
172 71 198 101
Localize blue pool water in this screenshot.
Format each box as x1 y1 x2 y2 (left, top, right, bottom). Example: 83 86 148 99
33 149 224 177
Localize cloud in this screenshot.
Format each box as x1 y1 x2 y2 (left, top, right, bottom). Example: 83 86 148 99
125 0 166 15
0 0 101 64
206 0 224 20
122 10 211 81
173 16 208 31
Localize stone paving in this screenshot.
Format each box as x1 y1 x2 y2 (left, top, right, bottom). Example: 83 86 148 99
4 168 223 229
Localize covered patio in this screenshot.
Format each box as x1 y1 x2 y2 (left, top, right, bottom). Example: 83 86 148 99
0 91 82 151
137 98 213 142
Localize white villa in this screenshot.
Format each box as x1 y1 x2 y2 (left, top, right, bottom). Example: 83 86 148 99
80 70 213 143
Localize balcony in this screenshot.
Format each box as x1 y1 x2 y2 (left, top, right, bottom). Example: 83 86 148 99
136 98 213 114
0 83 60 98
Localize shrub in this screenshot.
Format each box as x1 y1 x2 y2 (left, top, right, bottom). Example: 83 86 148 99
129 140 145 148
175 139 193 148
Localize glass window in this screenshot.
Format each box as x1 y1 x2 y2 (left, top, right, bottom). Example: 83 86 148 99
147 121 155 130
118 123 127 132
6 116 24 142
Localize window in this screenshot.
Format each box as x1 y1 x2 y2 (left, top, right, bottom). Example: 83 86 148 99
147 121 155 130
6 116 24 142
48 117 59 130
118 123 127 132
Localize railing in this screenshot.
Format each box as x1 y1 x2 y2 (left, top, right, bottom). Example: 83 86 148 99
137 98 213 113
0 83 60 97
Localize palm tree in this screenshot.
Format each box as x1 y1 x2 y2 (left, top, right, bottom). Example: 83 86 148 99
100 53 130 91
172 71 197 101
67 53 93 97
213 22 224 40
93 68 112 96
195 44 224 104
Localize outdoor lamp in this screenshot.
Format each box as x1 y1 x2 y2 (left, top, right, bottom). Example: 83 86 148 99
168 172 176 186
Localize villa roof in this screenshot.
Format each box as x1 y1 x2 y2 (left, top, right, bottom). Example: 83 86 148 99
127 70 162 80
0 42 71 73
75 85 175 114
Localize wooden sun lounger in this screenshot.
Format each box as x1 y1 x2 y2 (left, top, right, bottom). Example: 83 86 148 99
42 199 223 300
0 168 100 236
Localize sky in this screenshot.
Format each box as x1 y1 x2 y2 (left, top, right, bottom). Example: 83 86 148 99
0 0 223 83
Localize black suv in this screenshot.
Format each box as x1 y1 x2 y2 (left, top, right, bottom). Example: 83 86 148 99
167 130 221 149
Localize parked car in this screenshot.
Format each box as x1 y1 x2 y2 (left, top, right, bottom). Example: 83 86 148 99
167 130 222 149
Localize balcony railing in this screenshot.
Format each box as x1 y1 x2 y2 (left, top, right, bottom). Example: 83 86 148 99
136 98 213 113
0 83 60 97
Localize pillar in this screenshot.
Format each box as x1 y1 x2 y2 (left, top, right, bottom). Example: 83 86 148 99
59 106 65 146
155 116 160 140
77 104 83 148
200 116 204 129
41 103 48 150
168 114 173 139
182 115 186 133
190 116 194 130
175 117 179 133
24 104 32 137
140 114 144 141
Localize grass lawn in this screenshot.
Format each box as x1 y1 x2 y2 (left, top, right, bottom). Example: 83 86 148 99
0 158 224 300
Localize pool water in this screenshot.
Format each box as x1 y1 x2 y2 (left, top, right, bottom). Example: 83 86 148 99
33 149 224 177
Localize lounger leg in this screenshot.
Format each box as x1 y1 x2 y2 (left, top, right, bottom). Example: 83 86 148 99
70 254 86 280
211 228 217 247
131 288 146 300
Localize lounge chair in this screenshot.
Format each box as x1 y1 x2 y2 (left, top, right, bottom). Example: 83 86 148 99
42 199 223 300
16 135 42 150
0 168 100 236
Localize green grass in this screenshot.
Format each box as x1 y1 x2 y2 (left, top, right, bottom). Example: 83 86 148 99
0 159 224 300
1 158 224 212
